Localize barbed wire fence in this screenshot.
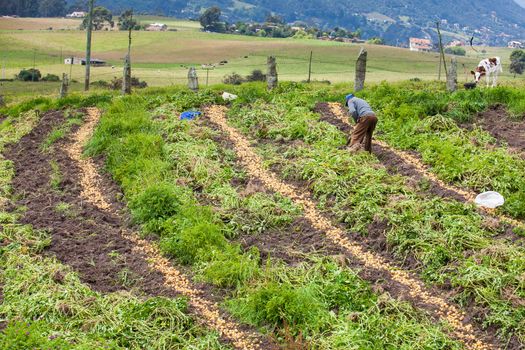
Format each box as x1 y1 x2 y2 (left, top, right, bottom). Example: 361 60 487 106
0 48 367 101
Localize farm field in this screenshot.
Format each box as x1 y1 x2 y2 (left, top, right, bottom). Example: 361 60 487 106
0 17 522 101
1 78 525 349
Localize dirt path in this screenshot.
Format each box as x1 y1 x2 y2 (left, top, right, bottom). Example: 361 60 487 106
4 108 272 350
205 104 496 350
319 102 525 233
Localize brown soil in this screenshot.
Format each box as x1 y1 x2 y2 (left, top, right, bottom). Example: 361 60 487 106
4 110 177 297
373 144 469 202
315 102 353 134
238 217 344 264
468 105 525 158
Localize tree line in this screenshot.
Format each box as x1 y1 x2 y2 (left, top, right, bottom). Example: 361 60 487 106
199 6 363 40
0 0 69 17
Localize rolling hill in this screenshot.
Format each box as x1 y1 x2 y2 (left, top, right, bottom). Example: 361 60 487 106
80 0 525 45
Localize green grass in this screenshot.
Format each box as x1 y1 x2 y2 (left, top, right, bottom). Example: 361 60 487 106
0 20 521 99
355 82 525 217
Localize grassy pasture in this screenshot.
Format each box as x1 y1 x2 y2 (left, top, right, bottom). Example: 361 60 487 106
0 16 82 30
0 17 522 99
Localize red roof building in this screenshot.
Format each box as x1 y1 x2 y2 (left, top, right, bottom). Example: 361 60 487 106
409 37 432 52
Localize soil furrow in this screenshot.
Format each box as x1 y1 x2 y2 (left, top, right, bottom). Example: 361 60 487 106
200 112 455 321
5 110 174 296
320 102 525 232
198 116 345 264
463 105 525 159
68 108 272 350
205 104 494 350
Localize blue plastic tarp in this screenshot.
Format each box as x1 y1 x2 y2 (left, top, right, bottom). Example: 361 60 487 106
180 111 202 120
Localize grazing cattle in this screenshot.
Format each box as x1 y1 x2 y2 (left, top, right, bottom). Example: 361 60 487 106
471 57 503 87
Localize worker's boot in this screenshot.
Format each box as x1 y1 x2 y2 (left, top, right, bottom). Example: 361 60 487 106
348 142 363 153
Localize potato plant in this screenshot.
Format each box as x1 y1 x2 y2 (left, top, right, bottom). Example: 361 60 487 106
84 88 463 348
355 82 525 218
224 84 525 343
0 108 228 350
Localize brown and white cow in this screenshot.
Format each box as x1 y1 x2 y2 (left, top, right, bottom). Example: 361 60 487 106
471 57 503 87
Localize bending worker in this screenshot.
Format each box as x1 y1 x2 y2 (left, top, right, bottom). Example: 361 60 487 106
345 93 378 153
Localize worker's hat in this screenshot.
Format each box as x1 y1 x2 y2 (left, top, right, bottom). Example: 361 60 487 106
345 93 355 105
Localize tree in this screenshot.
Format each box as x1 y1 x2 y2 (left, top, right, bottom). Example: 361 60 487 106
510 49 525 77
256 29 267 37
81 6 113 30
367 37 385 45
199 7 223 32
14 0 39 17
67 0 86 12
17 68 41 82
118 9 140 30
444 46 466 56
38 0 66 17
266 14 284 24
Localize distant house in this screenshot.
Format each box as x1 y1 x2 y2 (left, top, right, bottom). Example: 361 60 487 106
409 37 432 52
508 40 523 48
146 23 168 31
65 57 106 66
67 11 86 18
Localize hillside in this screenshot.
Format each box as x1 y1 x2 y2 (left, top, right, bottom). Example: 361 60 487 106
74 0 525 45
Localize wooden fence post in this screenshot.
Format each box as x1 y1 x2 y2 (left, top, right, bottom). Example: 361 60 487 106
60 73 69 98
188 67 199 91
267 56 278 90
446 58 458 92
122 54 131 95
354 48 367 92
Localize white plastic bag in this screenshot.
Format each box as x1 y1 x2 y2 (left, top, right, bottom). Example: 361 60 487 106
474 191 505 209
222 92 238 101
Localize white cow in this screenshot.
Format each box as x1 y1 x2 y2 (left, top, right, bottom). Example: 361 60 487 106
470 57 503 87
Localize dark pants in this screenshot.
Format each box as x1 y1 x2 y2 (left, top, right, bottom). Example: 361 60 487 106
350 114 378 152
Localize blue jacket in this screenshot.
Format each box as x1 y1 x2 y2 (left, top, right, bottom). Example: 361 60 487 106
347 97 374 123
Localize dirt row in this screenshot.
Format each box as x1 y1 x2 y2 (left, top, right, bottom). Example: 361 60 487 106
3 109 273 350
196 116 345 264
466 105 525 159
205 105 496 350
199 112 465 326
5 110 173 296
315 102 469 202
318 102 525 234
